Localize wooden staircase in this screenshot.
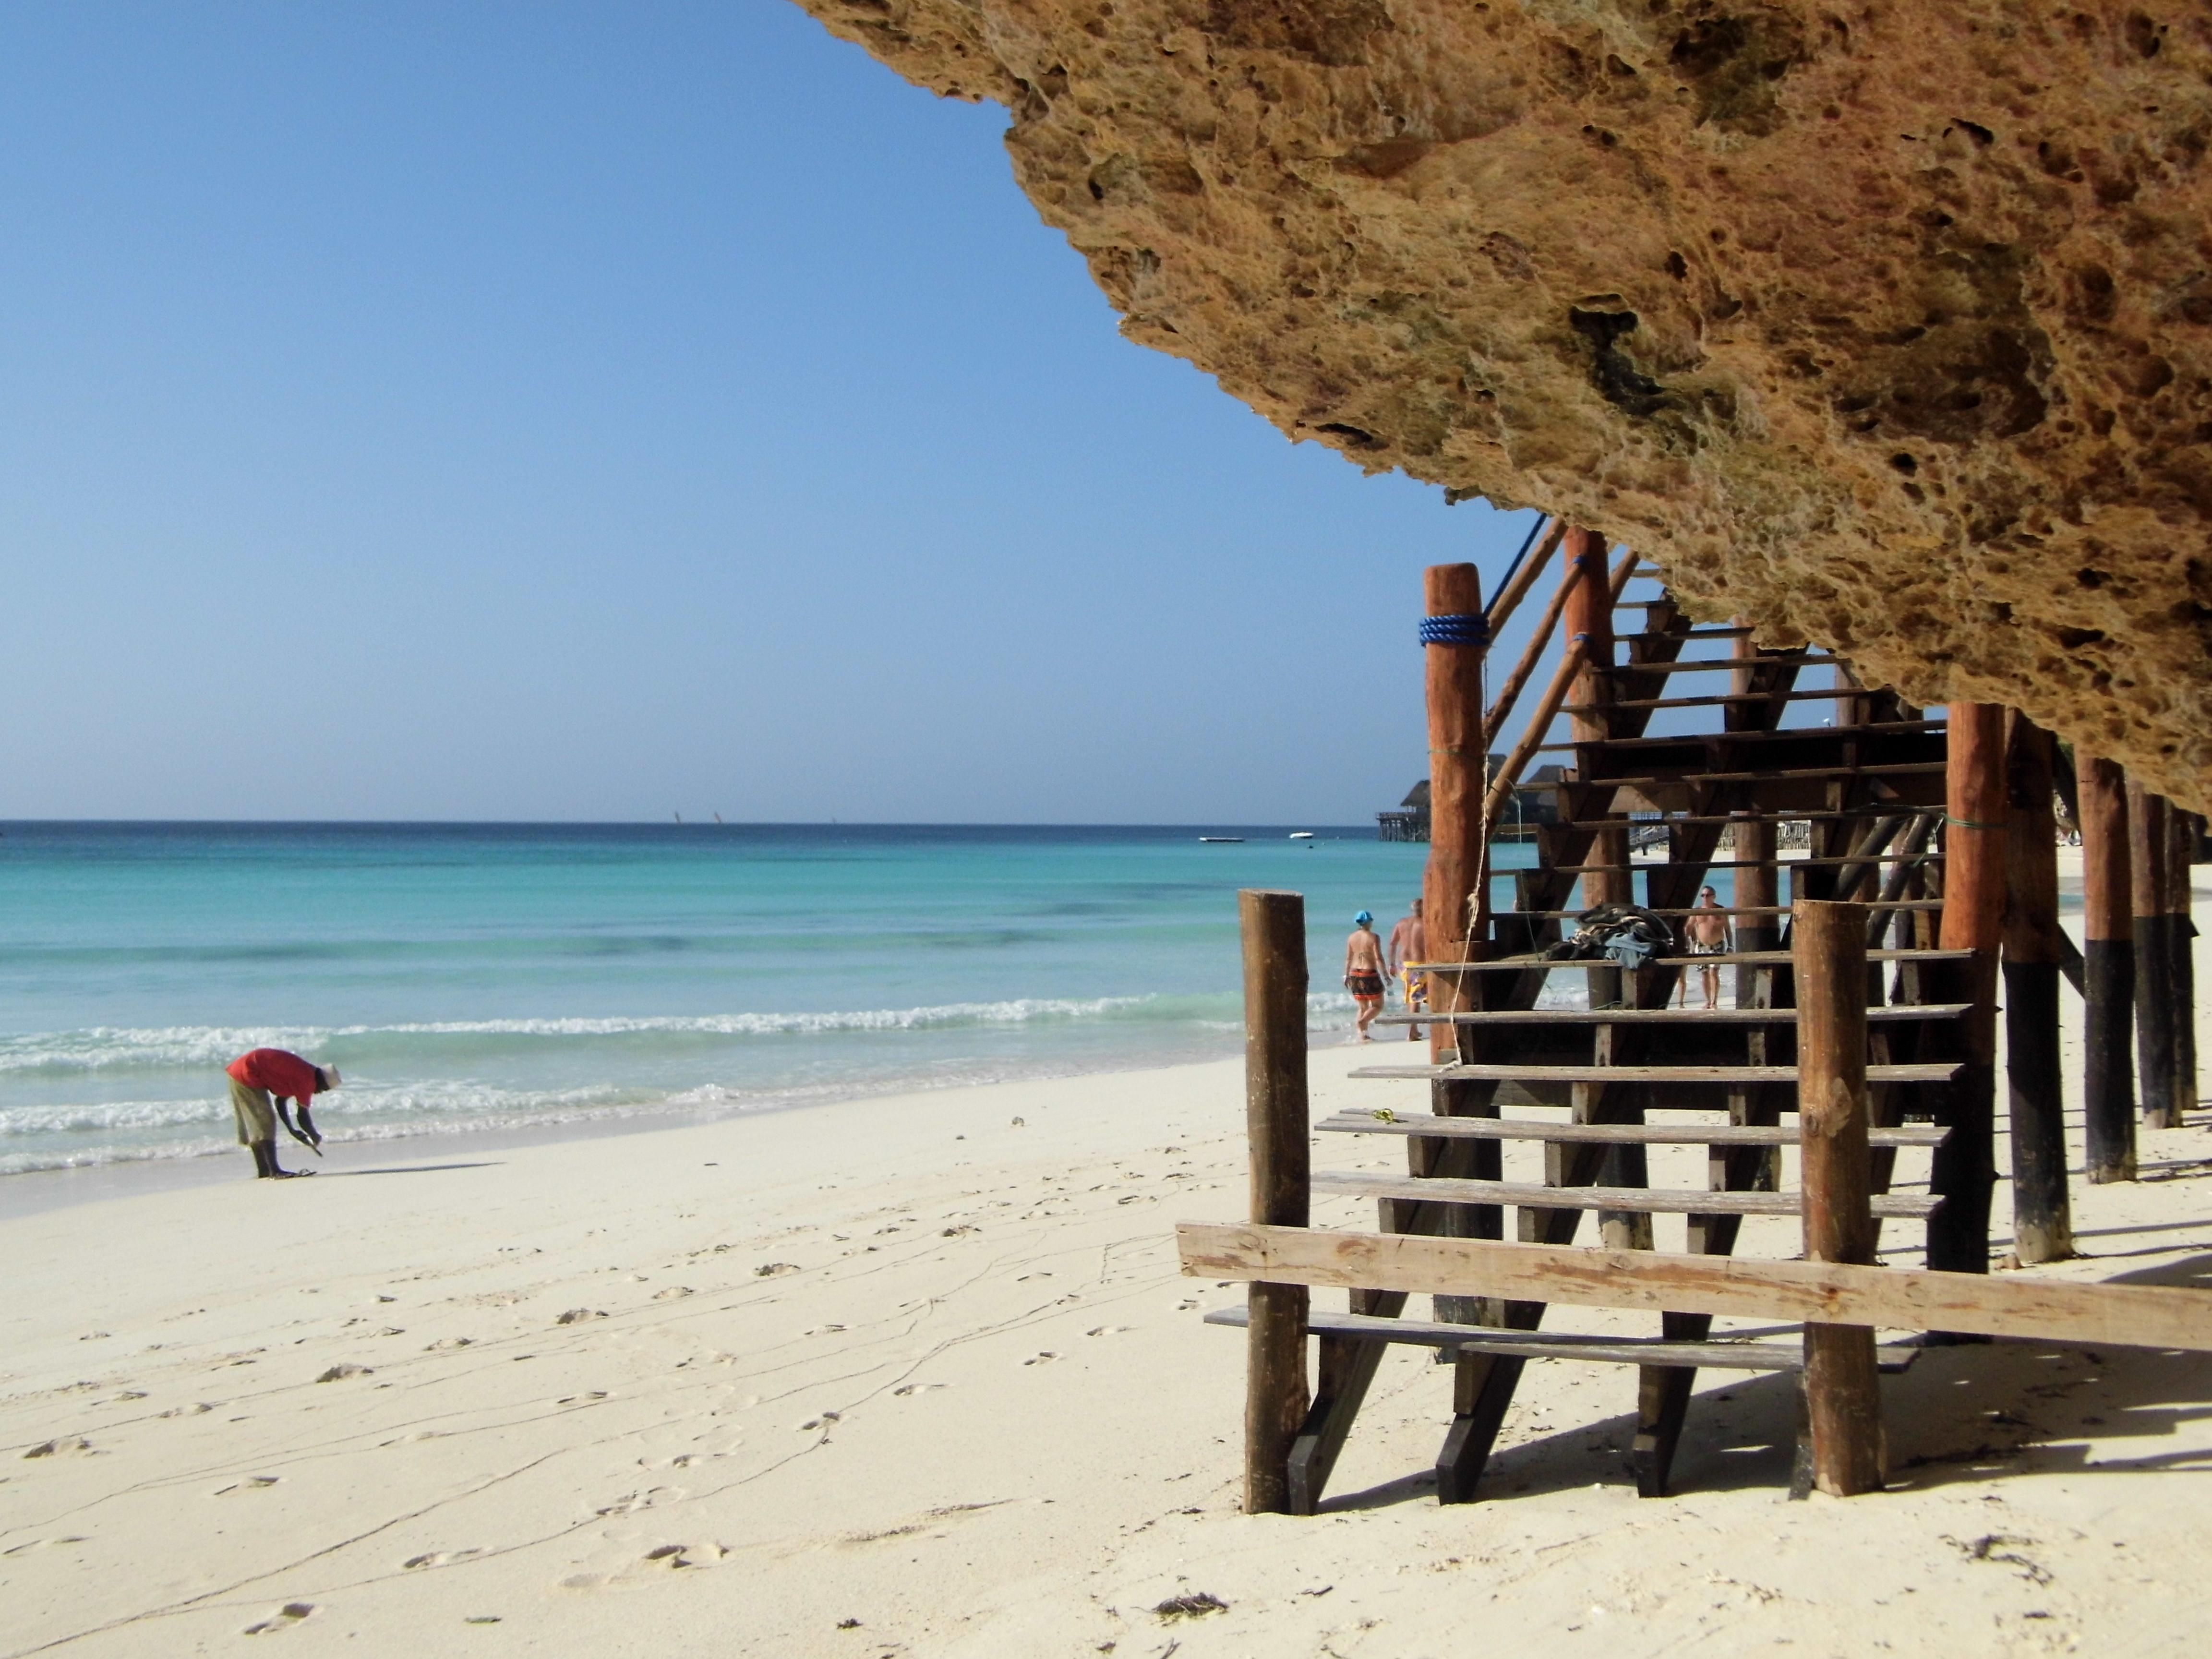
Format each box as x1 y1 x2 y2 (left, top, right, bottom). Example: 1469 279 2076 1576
1283 562 1973 1508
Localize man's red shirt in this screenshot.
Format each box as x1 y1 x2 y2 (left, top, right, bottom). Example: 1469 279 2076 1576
227 1048 324 1103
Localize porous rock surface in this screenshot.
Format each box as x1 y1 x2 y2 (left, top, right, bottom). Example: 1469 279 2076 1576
797 0 2212 804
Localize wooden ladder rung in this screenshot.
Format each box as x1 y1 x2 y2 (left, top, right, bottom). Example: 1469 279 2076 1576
1201 1307 1924 1372
1347 1062 1964 1085
1375 1004 1969 1026
1315 1111 1950 1149
1557 809 1937 827
1571 764 1948 790
1574 721 1946 750
1311 1171 1942 1219
1594 657 1837 676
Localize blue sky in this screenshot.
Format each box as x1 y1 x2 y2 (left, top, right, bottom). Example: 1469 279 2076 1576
0 2 1544 823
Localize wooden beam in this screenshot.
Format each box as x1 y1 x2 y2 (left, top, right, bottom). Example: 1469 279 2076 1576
1794 899 1886 1496
2168 808 2200 1119
2002 713 2073 1263
1350 1062 1962 1084
1423 563 1489 956
2079 755 2137 1182
1930 702 2006 1275
1481 518 1566 642
1315 1112 1948 1148
1238 889 1309 1515
1480 541 1582 757
2130 783 2181 1129
1310 1171 1938 1220
1176 1223 2212 1352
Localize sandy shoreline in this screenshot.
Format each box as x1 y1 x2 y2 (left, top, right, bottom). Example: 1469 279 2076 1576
7 920 2212 1653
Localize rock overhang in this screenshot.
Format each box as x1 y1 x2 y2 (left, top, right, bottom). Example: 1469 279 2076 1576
795 0 2212 808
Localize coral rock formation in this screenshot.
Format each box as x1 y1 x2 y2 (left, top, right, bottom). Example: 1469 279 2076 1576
796 0 2212 805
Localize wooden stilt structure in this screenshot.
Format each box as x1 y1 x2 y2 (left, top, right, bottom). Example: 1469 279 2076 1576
2131 785 2185 1130
1191 552 2212 1511
1795 899 1886 1495
1238 889 1308 1515
2002 713 2072 1263
2080 756 2137 1182
2169 809 2201 1119
1929 703 2005 1277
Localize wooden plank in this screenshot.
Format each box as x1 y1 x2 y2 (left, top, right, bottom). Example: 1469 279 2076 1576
2002 714 2073 1264
1510 903 1942 920
1316 1111 1948 1148
1565 689 1943 714
1575 764 1948 789
1548 856 1948 876
1591 658 1846 677
1200 1307 1931 1371
1176 1223 2212 1351
1795 898 1886 1496
1239 889 1309 1515
1310 1171 1940 1220
1412 948 1972 971
1376 1004 1968 1025
1349 1062 1963 1084
2080 753 2137 1184
1578 720 1947 751
1424 562 1489 956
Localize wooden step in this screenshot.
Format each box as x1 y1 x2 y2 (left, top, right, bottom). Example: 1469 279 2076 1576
1546 856 1945 875
1312 1171 1942 1220
1202 1307 1923 1372
1410 948 1972 972
1557 809 1939 827
1565 690 1932 715
1593 658 1836 677
1575 721 1946 751
1376 1004 1969 1026
1316 1110 1949 1149
1508 902 1941 919
1570 763 1947 791
1348 1062 1964 1085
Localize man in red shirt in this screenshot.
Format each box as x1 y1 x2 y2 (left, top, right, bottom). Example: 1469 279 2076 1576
226 1047 342 1180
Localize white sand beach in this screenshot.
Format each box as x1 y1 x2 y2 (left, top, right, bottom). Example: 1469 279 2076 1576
6 908 2212 1657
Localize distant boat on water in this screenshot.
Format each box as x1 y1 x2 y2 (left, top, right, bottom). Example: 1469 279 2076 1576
1198 836 1245 844
1289 831 1316 841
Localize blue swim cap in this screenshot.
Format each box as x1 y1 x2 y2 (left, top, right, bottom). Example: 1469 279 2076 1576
1354 910 1373 925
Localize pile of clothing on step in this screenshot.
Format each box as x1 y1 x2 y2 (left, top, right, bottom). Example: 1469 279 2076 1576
1539 903 1678 971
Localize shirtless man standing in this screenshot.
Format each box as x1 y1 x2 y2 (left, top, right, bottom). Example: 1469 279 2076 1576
1344 911 1388 1041
1386 898 1428 1042
1679 887 1732 1010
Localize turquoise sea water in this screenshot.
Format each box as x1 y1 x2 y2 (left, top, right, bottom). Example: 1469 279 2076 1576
0 823 1539 1177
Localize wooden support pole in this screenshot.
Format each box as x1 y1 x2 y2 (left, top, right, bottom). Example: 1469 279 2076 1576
2001 714 2072 1263
1795 899 1886 1495
2130 784 2181 1129
1929 703 2005 1275
1481 551 1584 746
1481 518 1566 644
2168 809 2200 1119
1563 530 1628 913
2080 756 2137 1182
1423 564 1489 971
1239 889 1310 1515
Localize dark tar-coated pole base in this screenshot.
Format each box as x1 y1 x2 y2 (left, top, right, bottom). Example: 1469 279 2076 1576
2084 938 2139 1183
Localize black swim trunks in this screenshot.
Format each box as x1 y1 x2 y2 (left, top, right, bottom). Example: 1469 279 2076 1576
1346 972 1385 997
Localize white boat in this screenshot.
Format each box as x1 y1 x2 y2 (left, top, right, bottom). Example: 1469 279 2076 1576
1198 836 1245 844
1289 831 1315 841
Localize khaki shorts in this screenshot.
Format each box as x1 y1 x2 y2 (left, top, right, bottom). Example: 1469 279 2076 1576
228 1076 277 1145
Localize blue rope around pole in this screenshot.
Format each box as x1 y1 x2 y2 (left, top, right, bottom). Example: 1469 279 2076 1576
1419 613 1490 648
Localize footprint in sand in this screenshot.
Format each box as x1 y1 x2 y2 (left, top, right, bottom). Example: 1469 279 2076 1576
22 1437 93 1459
892 1382 950 1397
555 1309 608 1325
653 1286 695 1301
242 1602 316 1635
1022 1352 1061 1366
2 1536 87 1556
425 1337 473 1351
1083 1326 1133 1338
315 1364 373 1383
403 1549 484 1570
157 1403 215 1419
215 1476 281 1496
